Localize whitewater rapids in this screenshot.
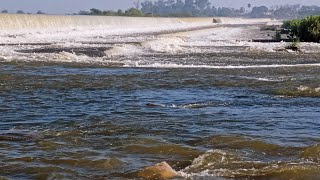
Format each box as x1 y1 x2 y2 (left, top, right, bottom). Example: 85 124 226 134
0 14 319 67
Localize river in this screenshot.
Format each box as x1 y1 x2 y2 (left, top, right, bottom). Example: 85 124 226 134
0 15 319 179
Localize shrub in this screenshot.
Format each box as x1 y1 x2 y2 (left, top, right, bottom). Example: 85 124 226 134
285 40 300 51
273 30 282 41
283 15 320 42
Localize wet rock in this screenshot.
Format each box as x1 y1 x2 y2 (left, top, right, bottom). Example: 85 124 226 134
0 130 41 142
146 103 163 107
212 18 221 23
16 47 112 57
137 162 182 179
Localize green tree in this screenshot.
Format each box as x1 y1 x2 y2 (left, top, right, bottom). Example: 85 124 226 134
184 0 195 13
90 8 103 15
102 10 116 16
298 5 320 18
195 0 209 11
17 10 25 14
218 7 233 17
78 10 90 15
141 1 153 14
283 15 320 42
300 16 320 42
175 0 185 12
250 6 268 18
36 10 46 14
125 8 143 16
273 5 300 19
117 9 124 16
240 7 245 14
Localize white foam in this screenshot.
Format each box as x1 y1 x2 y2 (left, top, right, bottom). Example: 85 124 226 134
297 86 320 93
297 85 310 91
142 36 186 53
1 14 319 64
0 14 217 44
124 62 320 69
180 149 233 178
219 17 271 25
239 76 283 82
105 44 143 57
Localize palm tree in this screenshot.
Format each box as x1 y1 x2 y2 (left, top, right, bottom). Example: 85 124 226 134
133 0 141 9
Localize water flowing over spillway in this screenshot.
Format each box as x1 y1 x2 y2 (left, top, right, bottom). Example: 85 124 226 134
0 14 215 30
0 14 270 30
0 14 320 179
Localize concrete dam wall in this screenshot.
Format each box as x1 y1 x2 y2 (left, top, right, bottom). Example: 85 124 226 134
0 14 217 30
0 14 271 44
0 14 271 30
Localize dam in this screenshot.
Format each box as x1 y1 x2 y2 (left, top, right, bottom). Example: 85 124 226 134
0 14 215 30
0 14 275 62
0 14 271 44
0 14 271 30
0 14 320 180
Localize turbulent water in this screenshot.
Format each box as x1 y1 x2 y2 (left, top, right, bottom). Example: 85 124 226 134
0 15 319 179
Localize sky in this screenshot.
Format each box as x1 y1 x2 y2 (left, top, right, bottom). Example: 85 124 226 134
0 0 319 14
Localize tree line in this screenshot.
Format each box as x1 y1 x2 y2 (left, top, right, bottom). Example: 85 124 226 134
1 0 319 19
138 1 320 19
75 1 320 19
1 10 46 14
77 8 143 17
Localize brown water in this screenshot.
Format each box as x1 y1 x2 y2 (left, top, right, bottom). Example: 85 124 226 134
0 23 320 179
0 53 319 179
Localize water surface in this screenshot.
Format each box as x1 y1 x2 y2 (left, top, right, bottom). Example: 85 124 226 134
0 53 319 179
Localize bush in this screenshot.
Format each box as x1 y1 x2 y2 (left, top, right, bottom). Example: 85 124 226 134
273 30 281 41
283 15 320 42
124 8 144 17
285 40 300 51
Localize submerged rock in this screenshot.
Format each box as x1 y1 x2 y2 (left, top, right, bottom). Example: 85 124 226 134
16 47 111 57
137 161 182 179
0 130 41 142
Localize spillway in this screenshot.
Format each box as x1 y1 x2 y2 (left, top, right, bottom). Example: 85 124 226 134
0 14 223 45
0 14 272 45
0 14 216 30
0 14 273 32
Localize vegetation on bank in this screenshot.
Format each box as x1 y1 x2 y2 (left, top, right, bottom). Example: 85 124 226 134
283 15 320 42
1 10 46 14
137 1 320 18
77 8 144 17
75 1 320 19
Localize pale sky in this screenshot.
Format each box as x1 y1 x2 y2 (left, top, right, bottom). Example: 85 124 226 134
0 0 319 14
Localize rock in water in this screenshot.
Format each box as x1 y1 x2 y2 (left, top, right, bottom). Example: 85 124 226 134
137 161 181 179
